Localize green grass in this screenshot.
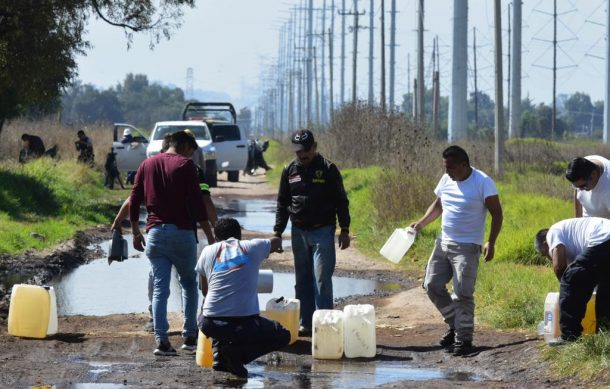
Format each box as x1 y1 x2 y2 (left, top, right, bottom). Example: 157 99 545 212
543 331 610 380
0 159 125 254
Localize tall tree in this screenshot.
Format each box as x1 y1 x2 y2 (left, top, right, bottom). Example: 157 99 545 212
0 0 195 133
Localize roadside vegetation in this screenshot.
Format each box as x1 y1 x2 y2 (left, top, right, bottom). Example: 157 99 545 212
0 120 128 255
266 105 610 380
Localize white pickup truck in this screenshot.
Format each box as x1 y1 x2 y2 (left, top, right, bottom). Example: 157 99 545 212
182 102 248 183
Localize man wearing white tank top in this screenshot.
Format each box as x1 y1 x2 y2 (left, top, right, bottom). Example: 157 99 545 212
411 146 503 356
565 156 610 218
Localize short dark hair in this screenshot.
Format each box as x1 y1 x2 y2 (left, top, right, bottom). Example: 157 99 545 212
21 134 29 141
160 133 172 153
534 228 549 254
565 157 596 182
214 217 242 241
77 130 85 136
170 130 198 151
442 145 470 165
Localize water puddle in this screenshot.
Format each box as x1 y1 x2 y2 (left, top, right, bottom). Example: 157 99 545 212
214 197 290 234
241 360 478 388
52 236 388 316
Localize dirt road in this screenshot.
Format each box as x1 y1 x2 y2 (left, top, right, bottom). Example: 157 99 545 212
0 173 590 388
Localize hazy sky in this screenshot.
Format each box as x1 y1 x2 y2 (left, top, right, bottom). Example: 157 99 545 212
76 0 608 110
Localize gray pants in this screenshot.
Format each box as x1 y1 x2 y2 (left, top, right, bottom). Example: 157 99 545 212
423 239 481 343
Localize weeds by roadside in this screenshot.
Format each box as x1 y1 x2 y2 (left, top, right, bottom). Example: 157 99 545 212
544 331 610 381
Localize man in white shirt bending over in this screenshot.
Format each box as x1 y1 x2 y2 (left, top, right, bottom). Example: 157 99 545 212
534 217 610 341
411 145 503 356
565 156 610 218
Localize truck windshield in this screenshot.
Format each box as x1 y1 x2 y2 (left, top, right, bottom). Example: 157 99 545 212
153 125 211 141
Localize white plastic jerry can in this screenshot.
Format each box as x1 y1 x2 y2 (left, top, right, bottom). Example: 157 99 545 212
312 309 344 359
262 297 300 345
343 304 376 358
8 284 58 338
379 227 417 263
543 292 561 343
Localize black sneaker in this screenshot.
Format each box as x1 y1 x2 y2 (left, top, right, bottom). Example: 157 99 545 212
143 319 154 333
452 340 473 356
153 340 177 356
439 328 455 348
218 344 248 378
180 336 198 353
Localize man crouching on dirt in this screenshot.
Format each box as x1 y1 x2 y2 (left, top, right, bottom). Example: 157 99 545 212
534 217 610 341
195 217 289 378
129 131 213 356
410 145 503 356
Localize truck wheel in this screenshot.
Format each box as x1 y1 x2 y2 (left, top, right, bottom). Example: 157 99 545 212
206 160 218 187
227 171 239 182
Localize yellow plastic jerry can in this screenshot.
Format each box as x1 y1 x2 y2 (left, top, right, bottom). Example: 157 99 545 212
582 292 597 335
195 330 213 368
8 284 53 338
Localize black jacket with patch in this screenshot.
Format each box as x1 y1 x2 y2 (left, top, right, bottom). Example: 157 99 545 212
274 154 350 234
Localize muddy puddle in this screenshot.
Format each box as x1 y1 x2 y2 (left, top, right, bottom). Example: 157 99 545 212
51 236 392 316
214 197 290 236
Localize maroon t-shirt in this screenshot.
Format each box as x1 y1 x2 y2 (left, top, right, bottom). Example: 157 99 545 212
129 152 208 231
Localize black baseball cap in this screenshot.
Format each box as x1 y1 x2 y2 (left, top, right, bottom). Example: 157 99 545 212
291 129 315 151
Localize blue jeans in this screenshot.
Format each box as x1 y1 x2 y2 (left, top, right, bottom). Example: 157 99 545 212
291 225 336 329
146 224 198 342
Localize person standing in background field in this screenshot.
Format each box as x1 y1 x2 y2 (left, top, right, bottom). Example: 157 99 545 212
565 156 610 218
410 145 503 356
75 130 94 166
273 129 351 335
129 131 213 356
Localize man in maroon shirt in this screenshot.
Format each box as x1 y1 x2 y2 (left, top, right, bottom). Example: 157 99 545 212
129 131 213 356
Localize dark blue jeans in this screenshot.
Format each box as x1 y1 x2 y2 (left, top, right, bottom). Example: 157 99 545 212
199 315 290 365
559 239 610 340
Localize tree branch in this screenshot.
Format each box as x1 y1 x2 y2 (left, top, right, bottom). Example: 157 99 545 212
90 0 147 32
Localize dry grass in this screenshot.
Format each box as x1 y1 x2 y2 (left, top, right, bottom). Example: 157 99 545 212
0 118 114 169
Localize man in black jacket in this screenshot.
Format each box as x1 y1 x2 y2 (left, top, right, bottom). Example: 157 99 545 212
273 129 351 335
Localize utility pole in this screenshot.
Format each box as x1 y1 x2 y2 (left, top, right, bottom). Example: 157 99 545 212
494 0 504 177
510 0 522 139
314 47 320 124
551 0 557 140
448 0 468 141
389 0 397 110
381 0 387 112
473 27 478 131
307 0 314 126
186 67 194 100
368 0 375 105
329 26 335 120
321 0 328 124
341 0 346 106
507 3 511 136
416 0 424 121
432 37 440 135
339 1 366 104
407 53 412 117
603 0 610 144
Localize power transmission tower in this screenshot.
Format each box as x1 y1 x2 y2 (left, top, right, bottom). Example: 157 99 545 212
186 67 194 100
506 2 511 136
321 0 328 124
389 0 397 110
381 0 386 112
494 0 504 177
307 0 314 126
330 0 336 119
314 46 320 124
